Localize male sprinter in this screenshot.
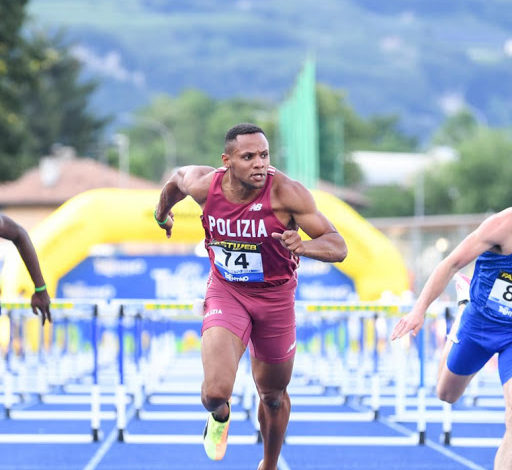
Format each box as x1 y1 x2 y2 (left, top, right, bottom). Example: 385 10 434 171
155 123 347 469
392 207 512 469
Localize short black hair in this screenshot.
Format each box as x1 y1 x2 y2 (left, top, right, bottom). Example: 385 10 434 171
224 123 265 153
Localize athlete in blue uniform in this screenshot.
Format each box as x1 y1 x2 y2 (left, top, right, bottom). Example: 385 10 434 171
391 207 512 469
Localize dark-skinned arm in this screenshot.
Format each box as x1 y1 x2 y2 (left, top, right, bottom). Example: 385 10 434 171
154 166 214 238
0 215 51 324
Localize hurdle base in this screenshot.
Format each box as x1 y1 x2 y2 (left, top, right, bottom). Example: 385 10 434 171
92 428 101 442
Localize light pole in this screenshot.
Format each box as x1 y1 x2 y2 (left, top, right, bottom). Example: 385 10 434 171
412 169 425 294
113 133 130 188
139 115 176 172
120 113 177 172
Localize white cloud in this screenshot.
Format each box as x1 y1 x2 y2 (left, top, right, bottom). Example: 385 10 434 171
379 35 403 53
438 92 465 115
504 38 512 57
71 44 146 87
399 11 416 25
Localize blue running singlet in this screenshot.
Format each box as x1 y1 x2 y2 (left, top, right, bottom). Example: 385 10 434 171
447 251 512 384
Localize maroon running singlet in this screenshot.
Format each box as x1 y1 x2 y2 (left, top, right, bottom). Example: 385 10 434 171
201 166 298 285
200 166 298 362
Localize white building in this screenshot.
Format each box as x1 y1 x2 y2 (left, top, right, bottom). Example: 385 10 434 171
351 147 457 186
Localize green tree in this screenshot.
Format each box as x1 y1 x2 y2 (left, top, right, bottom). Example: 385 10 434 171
121 83 420 188
452 128 512 213
23 31 108 160
118 90 275 181
316 84 351 185
423 163 458 215
0 1 108 182
361 184 415 217
0 0 33 180
431 109 478 148
362 115 418 152
422 127 512 215
316 83 417 187
420 108 480 215
360 110 494 217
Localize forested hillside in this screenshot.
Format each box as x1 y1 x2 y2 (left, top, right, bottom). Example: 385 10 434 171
28 0 512 141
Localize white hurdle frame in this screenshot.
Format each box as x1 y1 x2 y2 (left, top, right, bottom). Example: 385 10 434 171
0 300 104 443
388 302 506 448
0 297 504 448
117 300 427 447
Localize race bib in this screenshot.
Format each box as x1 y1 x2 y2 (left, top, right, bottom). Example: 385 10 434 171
486 271 512 317
208 240 264 282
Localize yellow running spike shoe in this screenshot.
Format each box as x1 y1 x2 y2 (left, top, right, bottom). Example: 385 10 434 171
203 401 231 460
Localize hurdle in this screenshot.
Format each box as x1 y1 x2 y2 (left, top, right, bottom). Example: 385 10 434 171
293 301 480 446
119 300 408 447
3 295 495 449
279 302 425 447
385 302 506 449
437 305 504 447
0 300 105 443
383 306 452 445
113 300 229 443
299 303 404 419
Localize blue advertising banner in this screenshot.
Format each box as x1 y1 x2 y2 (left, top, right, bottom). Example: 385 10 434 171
56 255 355 301
296 258 356 301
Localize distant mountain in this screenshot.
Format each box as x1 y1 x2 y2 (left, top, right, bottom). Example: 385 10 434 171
28 0 512 142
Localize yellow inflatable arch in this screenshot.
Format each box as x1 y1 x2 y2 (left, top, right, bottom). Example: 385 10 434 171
0 188 409 301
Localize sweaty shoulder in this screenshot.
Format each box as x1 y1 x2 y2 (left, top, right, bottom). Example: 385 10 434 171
271 170 316 216
179 165 216 205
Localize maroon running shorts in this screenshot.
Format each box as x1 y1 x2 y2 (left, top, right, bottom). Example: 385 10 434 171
201 272 297 363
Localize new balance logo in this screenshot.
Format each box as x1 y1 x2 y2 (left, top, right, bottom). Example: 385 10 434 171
249 203 262 211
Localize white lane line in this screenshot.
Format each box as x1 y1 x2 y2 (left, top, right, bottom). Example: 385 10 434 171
124 434 257 444
286 435 418 446
137 410 247 421
82 406 136 470
290 411 374 422
42 394 131 405
450 437 502 448
425 439 488 470
278 454 291 470
0 434 94 443
148 395 240 406
10 410 116 420
348 398 488 470
390 410 504 423
381 413 487 470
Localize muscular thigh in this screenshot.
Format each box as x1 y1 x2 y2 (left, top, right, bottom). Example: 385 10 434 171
503 378 512 413
248 279 297 364
251 355 294 393
202 326 246 387
202 274 253 346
